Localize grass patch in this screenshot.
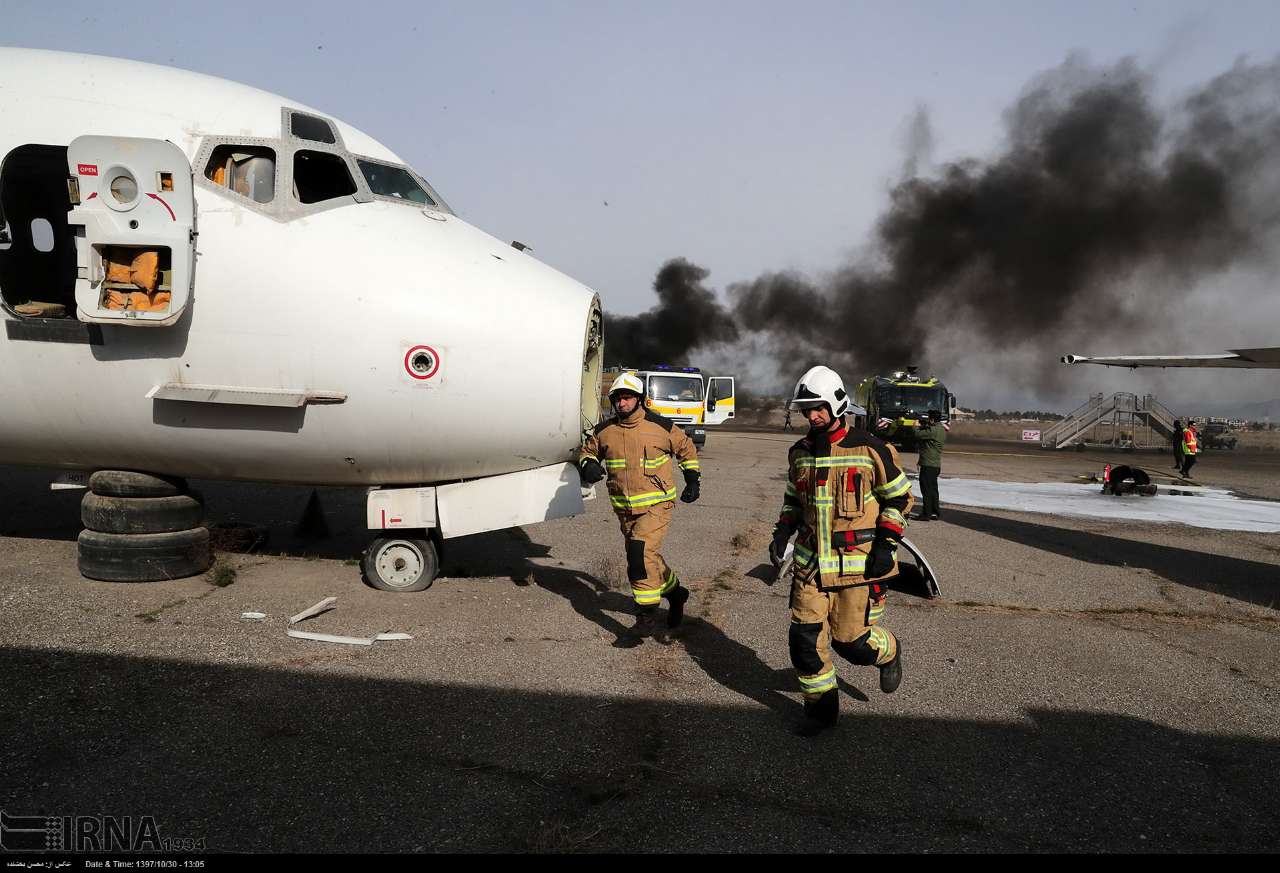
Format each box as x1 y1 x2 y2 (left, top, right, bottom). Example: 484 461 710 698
206 561 237 588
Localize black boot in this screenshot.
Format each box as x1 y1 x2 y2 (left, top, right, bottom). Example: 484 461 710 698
665 584 689 628
632 608 660 637
879 648 903 693
795 689 838 737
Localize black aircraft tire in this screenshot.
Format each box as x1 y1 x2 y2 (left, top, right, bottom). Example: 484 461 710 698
78 528 213 583
361 535 439 592
81 493 205 534
89 470 187 498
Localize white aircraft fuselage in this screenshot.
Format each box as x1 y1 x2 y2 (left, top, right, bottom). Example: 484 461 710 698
0 49 603 487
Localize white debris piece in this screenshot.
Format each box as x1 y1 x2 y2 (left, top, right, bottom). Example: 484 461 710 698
286 629 376 646
282 595 414 646
240 612 267 621
288 596 337 624
285 629 414 646
916 479 1280 533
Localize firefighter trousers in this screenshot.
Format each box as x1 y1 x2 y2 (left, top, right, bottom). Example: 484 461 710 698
789 573 897 701
616 501 679 610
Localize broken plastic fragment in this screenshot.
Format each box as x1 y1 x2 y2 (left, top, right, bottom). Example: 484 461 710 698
287 629 374 646
288 596 337 624
240 612 267 621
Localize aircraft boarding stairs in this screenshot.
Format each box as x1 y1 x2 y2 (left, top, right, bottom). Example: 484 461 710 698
1040 393 1179 449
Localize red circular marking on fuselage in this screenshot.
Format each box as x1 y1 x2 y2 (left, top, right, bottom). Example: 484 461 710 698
404 344 441 380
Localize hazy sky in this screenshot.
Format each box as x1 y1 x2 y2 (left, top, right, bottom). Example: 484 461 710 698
7 1 1280 411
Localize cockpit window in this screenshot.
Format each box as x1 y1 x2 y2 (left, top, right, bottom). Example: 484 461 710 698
293 150 357 204
290 113 337 145
356 160 436 206
205 145 276 204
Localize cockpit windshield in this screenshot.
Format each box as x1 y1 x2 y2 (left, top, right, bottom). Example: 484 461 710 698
877 385 946 415
356 159 436 206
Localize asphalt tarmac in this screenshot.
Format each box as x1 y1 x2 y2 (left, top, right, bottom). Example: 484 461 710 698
1 432 1277 852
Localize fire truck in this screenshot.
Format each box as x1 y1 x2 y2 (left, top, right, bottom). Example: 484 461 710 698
600 366 735 447
853 367 956 450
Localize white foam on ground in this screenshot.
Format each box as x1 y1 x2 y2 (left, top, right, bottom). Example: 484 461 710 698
914 479 1280 533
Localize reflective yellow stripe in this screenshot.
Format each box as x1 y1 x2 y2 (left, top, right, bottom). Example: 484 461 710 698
798 668 836 687
799 668 837 694
881 507 907 527
604 459 627 468
874 472 911 499
838 552 866 574
679 459 700 470
643 454 672 470
610 488 678 509
794 456 875 470
633 589 662 604
868 626 890 657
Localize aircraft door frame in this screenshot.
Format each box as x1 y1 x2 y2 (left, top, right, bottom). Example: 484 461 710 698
67 136 195 327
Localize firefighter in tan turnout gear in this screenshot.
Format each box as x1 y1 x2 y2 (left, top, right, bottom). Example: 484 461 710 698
578 372 701 638
770 365 914 735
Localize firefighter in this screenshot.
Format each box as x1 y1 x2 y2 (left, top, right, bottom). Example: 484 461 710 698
914 409 947 520
768 365 914 735
577 372 701 639
1171 419 1184 470
1180 421 1201 479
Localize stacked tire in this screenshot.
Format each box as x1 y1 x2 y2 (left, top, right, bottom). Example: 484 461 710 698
78 471 213 582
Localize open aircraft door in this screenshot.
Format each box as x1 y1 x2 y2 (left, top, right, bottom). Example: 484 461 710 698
704 376 735 425
66 136 194 326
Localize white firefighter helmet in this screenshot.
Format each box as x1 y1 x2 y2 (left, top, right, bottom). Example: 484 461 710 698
608 371 645 398
790 365 864 417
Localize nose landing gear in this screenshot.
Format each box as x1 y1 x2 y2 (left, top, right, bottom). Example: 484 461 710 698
361 533 440 592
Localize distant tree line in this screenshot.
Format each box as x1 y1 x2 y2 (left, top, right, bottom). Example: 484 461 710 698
960 408 1066 421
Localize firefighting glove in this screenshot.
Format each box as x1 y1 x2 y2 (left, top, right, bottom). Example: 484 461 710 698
769 525 792 567
579 457 606 485
864 534 898 579
680 472 701 503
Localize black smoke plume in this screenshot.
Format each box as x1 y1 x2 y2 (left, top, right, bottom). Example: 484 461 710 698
603 258 739 367
613 56 1280 396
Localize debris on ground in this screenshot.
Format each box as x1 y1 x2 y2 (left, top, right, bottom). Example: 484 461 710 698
288 596 337 625
282 596 413 646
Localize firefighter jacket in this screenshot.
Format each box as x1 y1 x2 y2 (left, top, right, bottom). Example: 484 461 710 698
776 422 913 590
1181 427 1200 456
580 406 699 514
